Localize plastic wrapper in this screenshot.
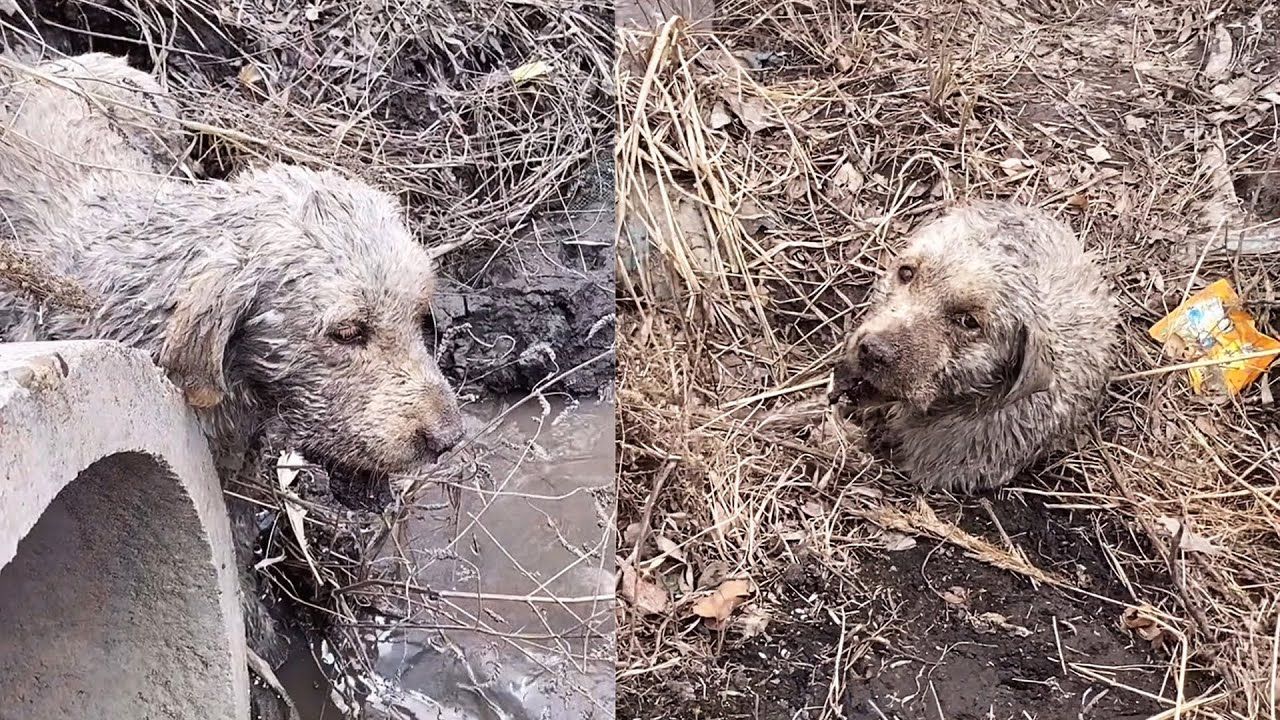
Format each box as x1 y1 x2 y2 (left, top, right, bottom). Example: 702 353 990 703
1148 279 1279 395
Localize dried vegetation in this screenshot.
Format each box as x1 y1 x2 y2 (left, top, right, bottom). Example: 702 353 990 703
617 1 1280 717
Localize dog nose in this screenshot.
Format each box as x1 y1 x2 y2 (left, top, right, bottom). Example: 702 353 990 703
857 334 896 369
420 420 463 454
419 398 464 454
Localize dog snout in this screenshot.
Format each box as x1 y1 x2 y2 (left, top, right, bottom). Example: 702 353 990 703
856 334 896 370
420 424 462 454
418 394 464 454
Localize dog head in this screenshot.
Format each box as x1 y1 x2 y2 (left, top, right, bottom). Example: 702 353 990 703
831 204 1055 414
160 165 464 474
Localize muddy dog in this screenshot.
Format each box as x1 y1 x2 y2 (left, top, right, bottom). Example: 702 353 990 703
829 201 1117 493
0 53 464 474
0 51 466 719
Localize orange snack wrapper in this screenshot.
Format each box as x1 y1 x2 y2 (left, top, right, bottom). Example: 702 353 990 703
1148 279 1280 396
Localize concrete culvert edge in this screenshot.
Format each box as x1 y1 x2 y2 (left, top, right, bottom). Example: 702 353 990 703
0 341 249 720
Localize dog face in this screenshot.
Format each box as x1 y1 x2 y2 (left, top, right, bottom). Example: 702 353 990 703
162 167 464 474
831 207 1053 413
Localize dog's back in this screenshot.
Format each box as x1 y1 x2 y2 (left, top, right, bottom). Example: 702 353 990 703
0 53 183 249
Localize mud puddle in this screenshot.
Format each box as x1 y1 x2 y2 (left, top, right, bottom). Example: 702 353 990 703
281 396 615 719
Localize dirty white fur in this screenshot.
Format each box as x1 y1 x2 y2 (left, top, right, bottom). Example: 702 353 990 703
0 53 464 473
833 201 1118 493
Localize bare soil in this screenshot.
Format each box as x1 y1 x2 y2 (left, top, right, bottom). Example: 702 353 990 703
621 495 1176 720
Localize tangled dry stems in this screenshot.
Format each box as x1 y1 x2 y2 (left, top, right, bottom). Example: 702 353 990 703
617 1 1279 717
5 0 613 262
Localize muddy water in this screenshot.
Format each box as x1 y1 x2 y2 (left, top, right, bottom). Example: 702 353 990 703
280 397 615 719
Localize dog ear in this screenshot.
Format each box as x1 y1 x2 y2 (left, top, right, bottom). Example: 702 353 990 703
1003 321 1053 404
159 262 257 409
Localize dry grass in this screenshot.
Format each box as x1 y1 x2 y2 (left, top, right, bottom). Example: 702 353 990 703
3 0 613 260
617 1 1280 717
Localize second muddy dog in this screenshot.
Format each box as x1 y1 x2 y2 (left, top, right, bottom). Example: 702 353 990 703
829 201 1117 493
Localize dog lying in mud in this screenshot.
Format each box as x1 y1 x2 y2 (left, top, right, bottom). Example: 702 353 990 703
0 53 464 477
829 201 1117 493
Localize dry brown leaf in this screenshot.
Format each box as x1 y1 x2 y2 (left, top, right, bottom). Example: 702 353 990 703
622 521 643 546
692 577 754 627
942 586 970 606
881 530 917 552
654 534 685 563
1212 77 1258 107
1085 145 1112 163
999 157 1035 176
1123 114 1149 132
726 95 780 134
1122 606 1170 649
708 102 733 130
1155 516 1224 555
831 162 865 194
619 560 669 616
1203 24 1234 83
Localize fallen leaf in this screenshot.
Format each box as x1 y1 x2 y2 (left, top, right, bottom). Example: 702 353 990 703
623 521 643 546
655 534 685 563
801 499 824 518
1000 156 1035 172
276 451 323 587
942 586 970 606
304 4 321 21
1123 114 1149 132
1155 516 1223 555
619 561 669 615
692 577 754 627
511 60 551 84
831 162 865 194
708 102 733 130
1203 24 1234 83
1122 605 1169 649
1085 145 1112 163
881 531 917 552
1212 77 1257 107
726 95 780 134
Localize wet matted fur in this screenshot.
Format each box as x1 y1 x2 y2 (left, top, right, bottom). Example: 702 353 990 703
830 201 1118 493
0 53 464 476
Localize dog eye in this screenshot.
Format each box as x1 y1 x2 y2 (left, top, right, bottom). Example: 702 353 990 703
954 313 981 331
897 265 915 283
329 324 368 346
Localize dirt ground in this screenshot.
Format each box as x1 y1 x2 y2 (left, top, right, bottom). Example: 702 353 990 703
621 495 1175 720
616 0 1280 718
